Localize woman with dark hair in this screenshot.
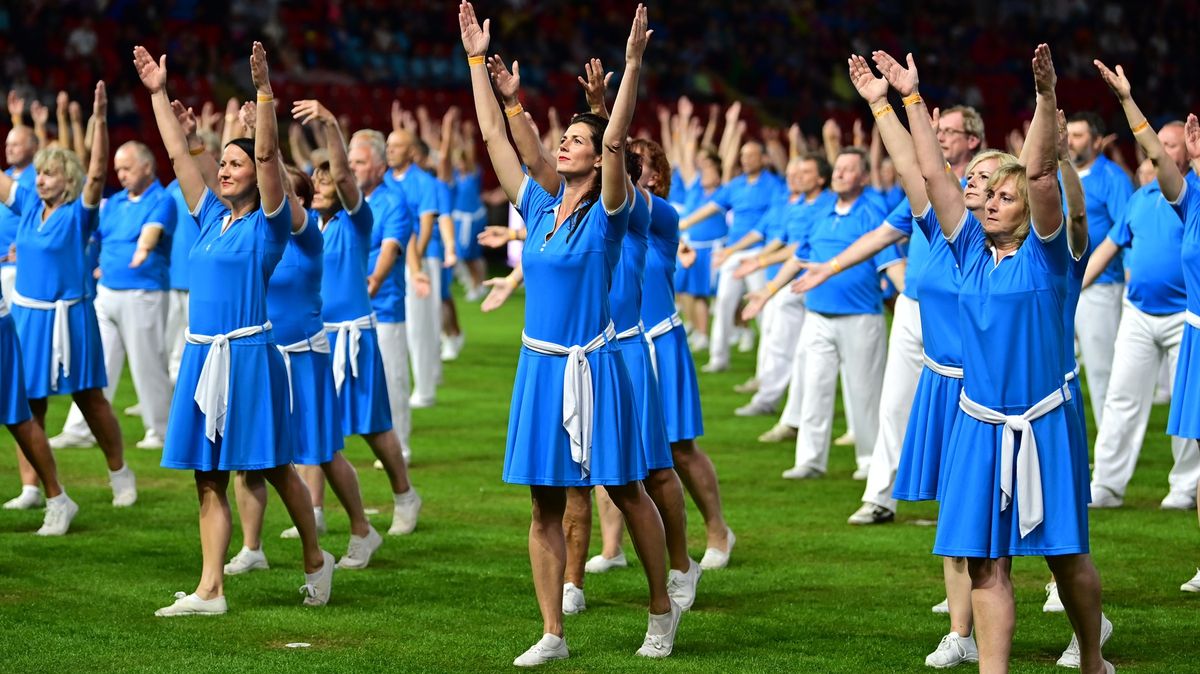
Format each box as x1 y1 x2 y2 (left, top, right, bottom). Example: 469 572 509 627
460 2 678 665
133 42 333 617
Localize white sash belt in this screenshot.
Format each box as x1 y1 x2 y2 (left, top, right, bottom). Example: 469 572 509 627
276 329 332 411
683 238 722 250
0 297 8 318
324 313 377 394
616 321 659 379
1064 365 1080 383
520 321 616 479
10 291 83 391
186 320 272 442
1186 310 1200 330
922 351 963 379
958 383 1070 538
644 312 684 379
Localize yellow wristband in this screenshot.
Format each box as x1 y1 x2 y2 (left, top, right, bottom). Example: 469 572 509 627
872 104 894 119
468 55 486 66
256 94 274 104
507 228 518 241
505 104 524 118
902 93 922 107
505 275 519 290
756 255 767 266
829 256 843 273
1131 120 1150 134
765 281 779 295
189 145 205 156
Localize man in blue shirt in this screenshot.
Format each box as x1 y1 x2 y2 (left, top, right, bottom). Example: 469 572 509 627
1067 112 1134 426
0 122 37 303
51 141 175 451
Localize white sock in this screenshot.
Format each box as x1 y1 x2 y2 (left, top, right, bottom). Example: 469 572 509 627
21 485 42 497
47 491 69 504
109 464 128 478
394 489 416 505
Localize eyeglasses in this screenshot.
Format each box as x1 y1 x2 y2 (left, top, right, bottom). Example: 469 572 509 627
936 127 973 138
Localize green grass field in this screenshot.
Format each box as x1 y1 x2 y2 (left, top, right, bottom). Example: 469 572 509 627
0 289 1196 673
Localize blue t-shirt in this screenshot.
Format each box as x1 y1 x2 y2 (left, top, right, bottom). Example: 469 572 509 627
366 185 413 323
757 197 794 281
1108 180 1187 316
641 193 681 326
682 178 728 244
786 190 836 255
1166 172 1200 316
881 196 929 301
167 180 199 291
318 201 375 323
709 171 786 247
0 165 36 268
97 180 176 291
7 185 98 301
267 213 325 345
385 164 440 259
798 193 899 315
1070 154 1132 285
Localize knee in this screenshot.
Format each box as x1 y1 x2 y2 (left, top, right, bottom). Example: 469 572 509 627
966 558 1011 589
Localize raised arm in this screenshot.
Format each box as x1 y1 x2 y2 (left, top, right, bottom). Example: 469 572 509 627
292 99 360 212
601 4 652 213
6 91 24 129
1023 44 1063 239
1095 59 1184 202
459 1 524 203
437 107 459 184
249 42 284 215
173 99 220 194
81 82 108 208
717 102 740 161
579 58 612 119
69 100 86 160
55 91 70 151
850 54 928 212
721 121 745 184
676 117 701 186
221 98 243 149
1057 109 1089 257
821 119 841 166
30 100 48 150
486 55 559 194
1188 115 1200 179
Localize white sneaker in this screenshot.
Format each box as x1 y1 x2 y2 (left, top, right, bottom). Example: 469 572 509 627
931 598 950 614
667 560 702 611
409 395 436 409
281 508 326 539
136 431 165 450
1161 492 1196 510
37 494 79 536
699 528 736 570
373 459 384 470
48 431 95 450
847 503 895 525
513 634 569 667
1181 568 1200 592
736 328 756 353
852 465 870 480
688 333 709 352
925 632 979 668
700 360 728 373
124 403 142 417
585 551 628 574
782 466 823 480
388 489 422 535
154 591 228 617
465 285 487 303
636 601 682 658
337 526 384 570
110 466 137 507
833 430 856 447
562 582 586 615
1088 487 1123 509
224 546 269 575
732 377 759 394
440 333 465 361
735 400 777 417
1056 613 1113 668
1044 581 1065 613
299 550 336 606
3 486 44 510
758 424 797 443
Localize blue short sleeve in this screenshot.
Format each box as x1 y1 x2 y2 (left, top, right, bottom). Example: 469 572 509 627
262 198 292 245
149 193 178 236
883 196 914 237
515 176 557 232
945 210 986 267
709 183 733 212
5 183 40 217
1107 216 1133 249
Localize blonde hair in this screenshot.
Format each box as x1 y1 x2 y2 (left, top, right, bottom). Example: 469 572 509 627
965 150 1015 176
33 147 85 203
986 160 1031 242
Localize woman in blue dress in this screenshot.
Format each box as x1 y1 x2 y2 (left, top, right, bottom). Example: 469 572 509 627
460 2 677 666
0 82 136 510
898 47 1110 673
133 42 333 617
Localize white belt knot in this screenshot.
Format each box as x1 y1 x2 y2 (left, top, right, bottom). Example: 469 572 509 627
958 383 1070 538
276 329 332 411
520 321 616 480
10 290 83 391
922 351 964 379
324 313 377 394
186 320 272 442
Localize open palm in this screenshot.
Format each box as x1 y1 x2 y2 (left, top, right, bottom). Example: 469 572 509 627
848 54 888 105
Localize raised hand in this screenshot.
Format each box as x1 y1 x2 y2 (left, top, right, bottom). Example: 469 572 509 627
292 99 335 126
1186 114 1200 161
170 100 198 137
677 95 694 120
1031 44 1056 96
822 118 841 143
481 277 515 312
56 91 69 113
7 90 24 120
30 100 48 126
68 100 82 123
458 1 490 57
443 106 461 132
1056 109 1068 160
249 41 271 93
625 4 653 65
848 54 889 106
93 81 107 118
239 101 257 131
725 101 741 125
1093 59 1131 101
487 55 521 101
872 50 919 97
788 123 803 152
577 57 612 111
132 46 167 93
199 101 220 134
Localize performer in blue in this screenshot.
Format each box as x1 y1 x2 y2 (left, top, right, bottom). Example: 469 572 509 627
0 82 137 510
460 2 678 665
134 42 333 617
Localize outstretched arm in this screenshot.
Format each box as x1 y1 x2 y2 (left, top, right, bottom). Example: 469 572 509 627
601 4 652 213
249 42 284 216
460 1 525 203
1023 44 1063 239
81 82 108 208
1095 59 1184 202
293 99 361 213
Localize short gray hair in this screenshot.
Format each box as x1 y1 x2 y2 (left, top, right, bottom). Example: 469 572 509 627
350 130 386 165
117 140 156 174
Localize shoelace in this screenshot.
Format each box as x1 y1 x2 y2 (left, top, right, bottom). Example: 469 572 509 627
642 635 667 651
936 634 965 657
298 584 316 599
171 591 187 601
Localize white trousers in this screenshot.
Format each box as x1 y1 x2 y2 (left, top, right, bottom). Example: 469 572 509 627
0 266 14 308
61 286 171 439
405 257 442 405
1075 282 1123 427
778 335 855 432
1090 303 1200 499
750 289 806 408
708 248 765 367
792 312 887 473
166 289 189 385
376 320 412 456
861 295 925 510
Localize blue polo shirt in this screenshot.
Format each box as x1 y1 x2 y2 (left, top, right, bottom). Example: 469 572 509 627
385 163 441 259
97 180 176 291
1071 154 1132 285
797 193 900 315
1109 180 1187 315
756 196 794 280
682 178 728 243
366 184 414 323
708 171 786 248
787 190 836 255
166 180 199 291
0 165 36 268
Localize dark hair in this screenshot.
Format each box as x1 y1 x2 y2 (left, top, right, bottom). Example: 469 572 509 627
223 139 260 206
285 165 313 208
561 112 609 243
802 151 832 187
1067 111 1105 139
630 138 671 199
836 146 870 174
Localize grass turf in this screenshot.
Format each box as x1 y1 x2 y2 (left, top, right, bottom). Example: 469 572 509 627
0 288 1196 673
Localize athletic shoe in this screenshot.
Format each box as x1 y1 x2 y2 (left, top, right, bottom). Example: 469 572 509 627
847 503 895 525
3 486 44 510
699 528 736 570
388 489 422 535
736 328 756 353
299 550 336 606
1181 568 1200 592
513 634 569 667
1043 581 1065 613
585 551 628 573
155 591 228 617
409 395 436 409
135 431 165 450
48 431 94 450
337 526 384 570
123 403 142 417
758 424 797 443
732 377 760 394
281 508 326 539
636 600 682 658
735 400 777 417
562 582 586 615
110 466 137 507
1160 492 1196 510
440 333 465 361
1088 487 1123 509
700 360 728 373
925 632 979 668
37 494 79 536
931 598 950 614
1056 613 1112 668
833 430 856 447
852 465 869 480
373 459 384 470
782 466 823 480
224 546 269 575
667 560 702 611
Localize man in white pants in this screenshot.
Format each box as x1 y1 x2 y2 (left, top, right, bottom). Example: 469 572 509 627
385 129 442 408
50 142 175 450
1066 112 1134 427
679 141 786 372
1088 131 1200 510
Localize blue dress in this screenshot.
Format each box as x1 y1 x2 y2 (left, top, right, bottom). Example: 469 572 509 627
319 203 393 436
642 193 703 443
674 178 726 297
1063 245 1090 482
503 177 645 487
611 191 672 470
934 212 1089 558
162 191 294 471
7 186 106 397
267 215 343 466
453 169 486 262
0 288 30 425
1167 175 1200 438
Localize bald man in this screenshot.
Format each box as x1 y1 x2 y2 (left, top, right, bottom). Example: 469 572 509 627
1 125 37 302
51 141 175 450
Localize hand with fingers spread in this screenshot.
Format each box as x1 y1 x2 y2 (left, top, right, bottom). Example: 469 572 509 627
30 101 48 126
132 46 168 93
677 95 694 121
458 1 491 57
171 100 198 138
1186 114 1200 161
822 118 841 143
872 50 919 97
7 90 25 122
199 101 220 134
292 99 336 127
741 288 771 321
577 57 612 114
238 101 257 135
1093 59 1131 101
487 55 521 104
732 256 761 280
477 225 515 248
391 100 404 133
789 263 829 294
848 54 890 107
